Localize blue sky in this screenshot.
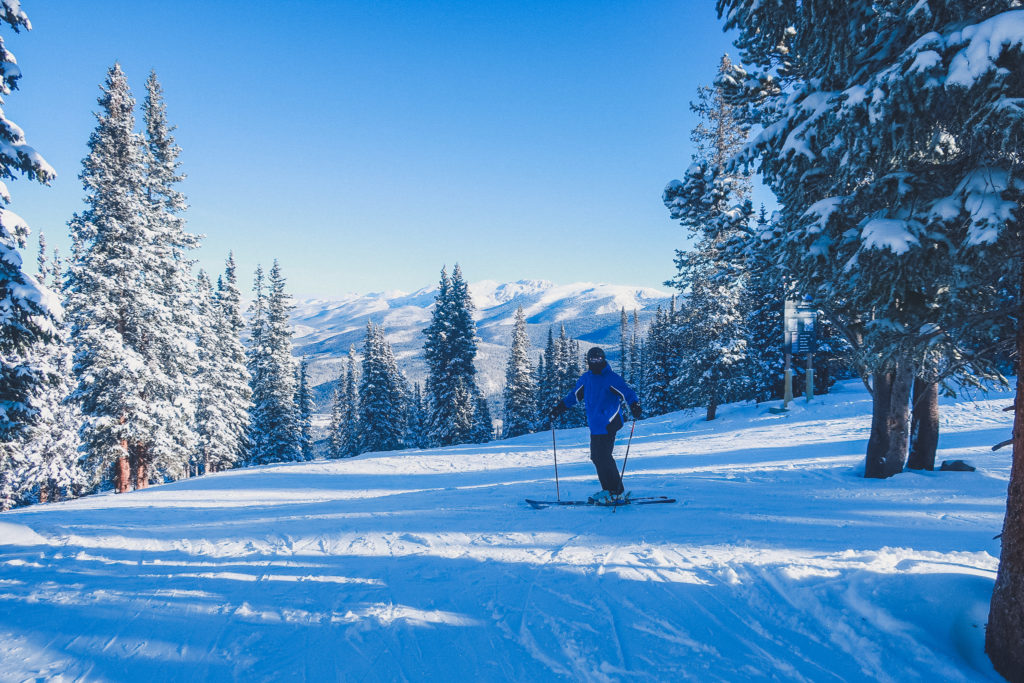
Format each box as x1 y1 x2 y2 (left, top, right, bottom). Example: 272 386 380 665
6 1 757 298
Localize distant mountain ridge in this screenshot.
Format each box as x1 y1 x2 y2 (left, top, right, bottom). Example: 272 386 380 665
290 279 672 409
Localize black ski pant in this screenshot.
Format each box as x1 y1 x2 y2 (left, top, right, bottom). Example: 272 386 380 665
590 415 623 494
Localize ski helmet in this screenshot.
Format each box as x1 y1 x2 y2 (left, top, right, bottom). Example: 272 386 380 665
587 346 606 372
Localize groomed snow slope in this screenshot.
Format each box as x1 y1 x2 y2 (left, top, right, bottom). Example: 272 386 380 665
0 380 1013 681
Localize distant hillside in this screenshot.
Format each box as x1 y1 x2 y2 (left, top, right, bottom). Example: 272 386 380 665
289 280 672 410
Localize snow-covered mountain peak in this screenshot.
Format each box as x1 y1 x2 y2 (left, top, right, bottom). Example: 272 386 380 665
289 279 672 402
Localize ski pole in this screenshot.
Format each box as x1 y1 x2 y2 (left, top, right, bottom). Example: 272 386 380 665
551 421 561 501
613 419 637 514
619 418 637 481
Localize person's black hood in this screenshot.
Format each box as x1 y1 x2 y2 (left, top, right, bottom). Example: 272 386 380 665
586 347 606 374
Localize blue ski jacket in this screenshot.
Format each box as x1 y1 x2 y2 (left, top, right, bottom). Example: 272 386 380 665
560 366 639 435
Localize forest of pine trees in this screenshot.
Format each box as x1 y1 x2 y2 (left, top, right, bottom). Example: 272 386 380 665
0 63 312 508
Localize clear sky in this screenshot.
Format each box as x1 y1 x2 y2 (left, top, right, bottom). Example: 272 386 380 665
5 0 756 298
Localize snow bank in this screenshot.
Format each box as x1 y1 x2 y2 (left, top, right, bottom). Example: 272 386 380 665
0 521 46 546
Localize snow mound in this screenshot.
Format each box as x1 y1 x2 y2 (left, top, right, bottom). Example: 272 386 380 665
0 521 47 546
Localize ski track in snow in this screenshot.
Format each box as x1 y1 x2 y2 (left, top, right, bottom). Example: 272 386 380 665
0 380 1011 681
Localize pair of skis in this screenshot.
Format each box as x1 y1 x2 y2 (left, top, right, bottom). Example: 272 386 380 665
525 495 676 510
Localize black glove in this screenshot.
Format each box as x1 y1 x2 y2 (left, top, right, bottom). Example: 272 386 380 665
630 402 642 420
549 402 567 419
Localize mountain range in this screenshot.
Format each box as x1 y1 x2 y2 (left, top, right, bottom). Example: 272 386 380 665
289 279 673 411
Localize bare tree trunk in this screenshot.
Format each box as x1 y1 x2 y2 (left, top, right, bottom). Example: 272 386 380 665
865 359 913 478
706 375 718 421
986 298 1024 680
908 378 939 471
132 446 148 490
115 447 131 494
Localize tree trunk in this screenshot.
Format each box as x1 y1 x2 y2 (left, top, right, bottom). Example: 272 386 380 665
115 449 131 494
907 378 939 471
986 302 1024 680
135 462 147 490
130 448 148 491
706 381 718 421
865 359 913 478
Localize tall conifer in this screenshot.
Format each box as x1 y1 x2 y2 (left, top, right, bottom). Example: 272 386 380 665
246 261 299 464
502 306 536 438
359 322 408 453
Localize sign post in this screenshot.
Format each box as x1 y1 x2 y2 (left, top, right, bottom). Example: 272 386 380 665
781 299 818 407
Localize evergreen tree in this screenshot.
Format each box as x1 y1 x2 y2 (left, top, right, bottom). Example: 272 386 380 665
327 373 345 459
359 322 407 453
501 305 536 438
534 352 548 428
741 206 785 403
643 307 676 416
561 331 586 428
140 70 200 483
295 358 315 461
715 0 1017 476
246 261 299 465
619 308 629 382
213 253 251 468
538 325 588 428
23 235 81 504
406 382 428 449
423 265 483 446
340 346 360 456
663 54 753 421
0 5 62 507
470 388 493 444
193 270 226 475
66 64 173 493
538 327 558 425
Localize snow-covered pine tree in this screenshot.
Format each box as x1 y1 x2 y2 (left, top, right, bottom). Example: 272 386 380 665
327 373 345 459
0 4 62 508
534 352 548 428
340 346 360 456
295 358 315 461
663 54 753 421
246 261 299 465
15 234 81 506
139 70 199 484
213 253 251 468
619 308 629 383
470 388 493 443
548 326 572 429
423 265 482 446
716 1 1019 476
643 306 675 416
560 331 587 429
406 382 427 448
501 305 536 438
359 322 407 453
66 64 174 494
538 328 557 425
633 335 648 417
193 270 231 476
741 206 785 403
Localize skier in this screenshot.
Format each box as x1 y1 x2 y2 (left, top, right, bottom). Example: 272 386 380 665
549 346 642 504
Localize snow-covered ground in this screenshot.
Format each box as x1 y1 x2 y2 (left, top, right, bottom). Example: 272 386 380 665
0 380 1013 681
